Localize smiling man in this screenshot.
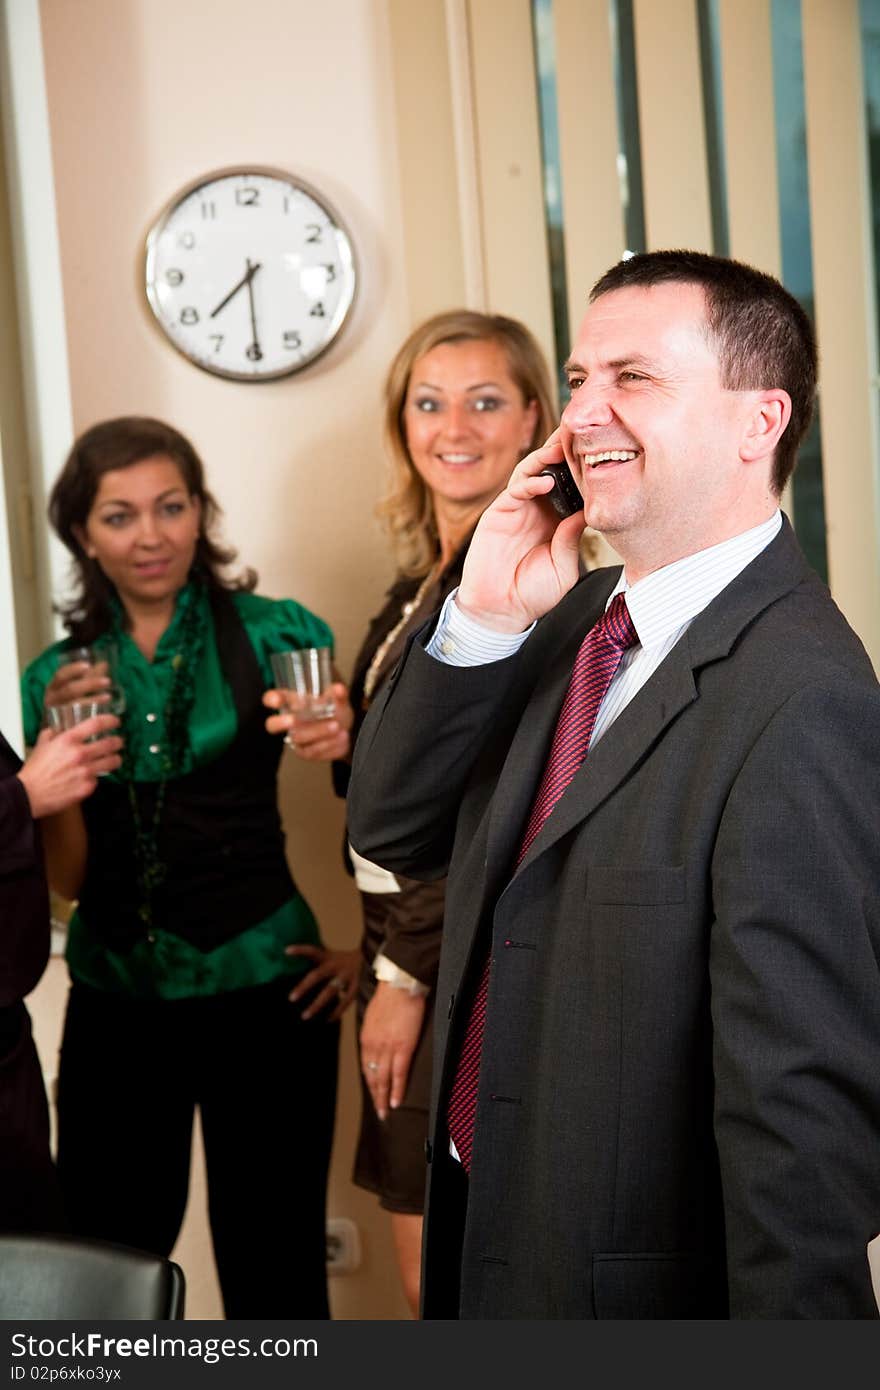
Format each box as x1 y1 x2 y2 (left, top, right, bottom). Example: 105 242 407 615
347 250 880 1319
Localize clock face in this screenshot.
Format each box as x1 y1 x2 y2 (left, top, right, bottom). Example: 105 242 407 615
144 167 357 381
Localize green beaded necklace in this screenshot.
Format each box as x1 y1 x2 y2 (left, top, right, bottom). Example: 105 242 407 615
113 581 210 928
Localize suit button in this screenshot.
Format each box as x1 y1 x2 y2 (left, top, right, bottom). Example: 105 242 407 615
447 994 455 1019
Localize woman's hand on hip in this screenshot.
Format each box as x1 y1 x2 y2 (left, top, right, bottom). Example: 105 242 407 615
286 943 360 1021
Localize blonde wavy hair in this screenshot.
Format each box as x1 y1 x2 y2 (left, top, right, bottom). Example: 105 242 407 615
377 310 558 577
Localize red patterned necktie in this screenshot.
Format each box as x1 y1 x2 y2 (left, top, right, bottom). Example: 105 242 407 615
446 592 639 1173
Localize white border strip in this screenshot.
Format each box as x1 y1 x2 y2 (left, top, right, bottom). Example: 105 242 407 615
0 0 74 640
0 437 21 753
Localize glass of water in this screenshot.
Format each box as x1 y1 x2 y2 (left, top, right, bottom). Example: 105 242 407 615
270 647 337 722
68 642 126 716
47 698 118 775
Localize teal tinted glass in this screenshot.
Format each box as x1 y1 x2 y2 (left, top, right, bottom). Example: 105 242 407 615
531 0 646 401
531 0 570 395
609 0 646 258
861 0 880 369
771 0 827 579
697 0 730 256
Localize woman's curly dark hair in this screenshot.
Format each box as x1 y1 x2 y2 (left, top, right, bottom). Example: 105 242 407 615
49 416 256 644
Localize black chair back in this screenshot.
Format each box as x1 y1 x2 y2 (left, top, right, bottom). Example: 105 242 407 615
0 1234 185 1319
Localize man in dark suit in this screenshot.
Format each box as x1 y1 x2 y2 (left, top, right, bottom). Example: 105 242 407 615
347 250 880 1318
0 710 120 1231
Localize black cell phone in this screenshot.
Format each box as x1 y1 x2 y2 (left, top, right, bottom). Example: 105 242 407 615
538 461 582 518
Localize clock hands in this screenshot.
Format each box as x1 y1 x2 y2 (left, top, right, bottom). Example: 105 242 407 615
208 258 263 364
209 259 262 321
244 260 263 362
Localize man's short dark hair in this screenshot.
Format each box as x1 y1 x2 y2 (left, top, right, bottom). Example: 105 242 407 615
590 250 817 494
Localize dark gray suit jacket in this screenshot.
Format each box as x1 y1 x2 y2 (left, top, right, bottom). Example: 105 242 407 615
348 520 880 1319
0 731 61 1233
0 733 50 1007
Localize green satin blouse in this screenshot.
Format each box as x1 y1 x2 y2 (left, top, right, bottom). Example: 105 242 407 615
20 585 332 1000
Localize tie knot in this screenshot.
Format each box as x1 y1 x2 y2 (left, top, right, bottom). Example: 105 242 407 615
600 592 638 651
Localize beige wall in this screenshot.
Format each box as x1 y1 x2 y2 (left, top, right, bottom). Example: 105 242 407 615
38 0 408 662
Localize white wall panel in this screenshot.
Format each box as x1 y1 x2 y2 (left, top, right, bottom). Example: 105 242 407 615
633 0 712 252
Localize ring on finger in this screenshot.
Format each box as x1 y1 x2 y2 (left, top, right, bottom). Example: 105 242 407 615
329 975 344 993
365 1060 379 1072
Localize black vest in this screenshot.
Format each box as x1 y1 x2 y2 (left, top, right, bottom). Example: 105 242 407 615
78 591 296 954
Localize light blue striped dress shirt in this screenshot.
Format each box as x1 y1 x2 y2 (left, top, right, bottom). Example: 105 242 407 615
426 512 783 751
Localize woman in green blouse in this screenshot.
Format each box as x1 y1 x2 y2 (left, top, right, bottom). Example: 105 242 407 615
21 416 358 1318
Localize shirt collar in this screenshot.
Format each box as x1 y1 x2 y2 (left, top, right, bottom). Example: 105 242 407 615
608 511 783 651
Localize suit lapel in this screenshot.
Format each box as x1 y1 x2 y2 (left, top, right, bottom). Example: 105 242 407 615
483 571 618 884
511 640 698 879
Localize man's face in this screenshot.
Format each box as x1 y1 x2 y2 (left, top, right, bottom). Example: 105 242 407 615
560 281 760 579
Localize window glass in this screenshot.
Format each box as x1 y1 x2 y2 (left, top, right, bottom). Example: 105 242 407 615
609 0 646 258
532 0 646 401
771 0 827 578
860 0 880 381
697 0 730 255
531 0 570 396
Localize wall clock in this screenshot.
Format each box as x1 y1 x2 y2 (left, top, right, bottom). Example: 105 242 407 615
144 166 357 382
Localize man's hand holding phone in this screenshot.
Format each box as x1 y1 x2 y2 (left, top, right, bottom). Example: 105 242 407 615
455 431 586 634
538 460 584 518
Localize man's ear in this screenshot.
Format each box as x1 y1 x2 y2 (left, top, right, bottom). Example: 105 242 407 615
740 389 792 463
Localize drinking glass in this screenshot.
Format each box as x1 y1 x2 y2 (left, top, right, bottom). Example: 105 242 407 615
47 698 118 775
47 699 109 733
68 642 126 715
270 647 336 721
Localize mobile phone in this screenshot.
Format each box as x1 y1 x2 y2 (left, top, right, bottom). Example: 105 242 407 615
538 461 582 518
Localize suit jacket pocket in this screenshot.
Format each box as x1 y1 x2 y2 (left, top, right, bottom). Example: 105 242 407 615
592 1252 725 1318
586 865 685 905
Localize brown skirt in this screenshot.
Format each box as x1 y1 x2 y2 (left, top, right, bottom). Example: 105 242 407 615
351 883 442 1215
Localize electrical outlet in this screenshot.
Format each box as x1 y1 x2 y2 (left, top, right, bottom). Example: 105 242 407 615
326 1217 361 1274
